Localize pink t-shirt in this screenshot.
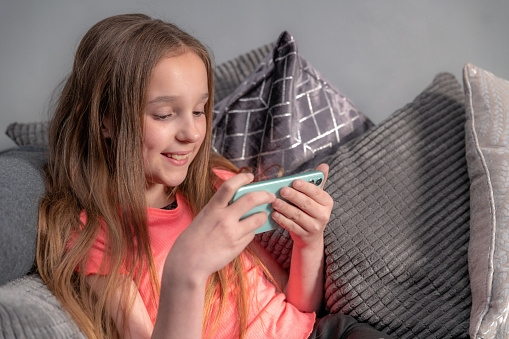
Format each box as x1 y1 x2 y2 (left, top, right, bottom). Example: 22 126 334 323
81 169 315 338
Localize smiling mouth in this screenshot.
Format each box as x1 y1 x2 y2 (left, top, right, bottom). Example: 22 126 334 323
163 153 189 160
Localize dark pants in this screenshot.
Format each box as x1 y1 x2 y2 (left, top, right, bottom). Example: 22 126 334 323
308 314 394 339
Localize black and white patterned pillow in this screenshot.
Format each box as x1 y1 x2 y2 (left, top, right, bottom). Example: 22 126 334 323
212 31 373 179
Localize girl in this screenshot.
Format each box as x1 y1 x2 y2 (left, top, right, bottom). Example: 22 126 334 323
36 13 392 339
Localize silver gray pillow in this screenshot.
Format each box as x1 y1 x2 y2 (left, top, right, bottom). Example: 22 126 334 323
464 63 509 338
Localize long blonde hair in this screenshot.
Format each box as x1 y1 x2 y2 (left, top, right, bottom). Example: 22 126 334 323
37 14 255 338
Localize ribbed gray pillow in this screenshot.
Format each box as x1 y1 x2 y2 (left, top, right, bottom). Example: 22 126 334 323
259 73 472 338
323 73 471 338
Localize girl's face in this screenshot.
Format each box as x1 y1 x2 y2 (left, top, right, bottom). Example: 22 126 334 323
142 51 208 207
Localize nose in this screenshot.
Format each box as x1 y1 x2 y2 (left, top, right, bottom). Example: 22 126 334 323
175 113 202 143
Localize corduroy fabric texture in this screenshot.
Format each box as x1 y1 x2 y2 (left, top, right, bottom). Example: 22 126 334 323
258 73 472 338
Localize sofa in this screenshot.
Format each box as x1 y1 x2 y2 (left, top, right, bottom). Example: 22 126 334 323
1 30 509 339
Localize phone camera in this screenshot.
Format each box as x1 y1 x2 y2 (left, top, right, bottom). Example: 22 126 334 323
316 178 323 186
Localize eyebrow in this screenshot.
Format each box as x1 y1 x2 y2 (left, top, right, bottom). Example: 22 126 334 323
147 93 209 104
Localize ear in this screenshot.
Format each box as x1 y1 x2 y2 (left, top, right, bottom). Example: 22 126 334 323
101 116 113 139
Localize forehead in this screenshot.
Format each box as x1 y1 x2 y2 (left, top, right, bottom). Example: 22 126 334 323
145 51 209 102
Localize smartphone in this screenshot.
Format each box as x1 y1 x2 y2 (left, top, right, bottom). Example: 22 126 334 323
230 170 325 234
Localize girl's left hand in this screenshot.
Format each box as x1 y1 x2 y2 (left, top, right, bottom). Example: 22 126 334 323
271 163 333 248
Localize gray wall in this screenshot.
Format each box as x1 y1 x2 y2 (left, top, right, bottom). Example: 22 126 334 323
2 0 509 151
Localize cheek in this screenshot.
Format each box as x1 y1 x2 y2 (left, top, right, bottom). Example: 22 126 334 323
142 119 167 149
197 118 208 145
141 125 162 160
142 132 156 155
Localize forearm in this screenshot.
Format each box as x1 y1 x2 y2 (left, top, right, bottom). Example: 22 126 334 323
284 237 325 313
150 172 278 337
268 164 331 313
152 253 208 338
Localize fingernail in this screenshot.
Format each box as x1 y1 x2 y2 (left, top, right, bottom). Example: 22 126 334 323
294 180 303 188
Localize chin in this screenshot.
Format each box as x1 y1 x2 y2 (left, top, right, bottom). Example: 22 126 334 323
166 173 188 187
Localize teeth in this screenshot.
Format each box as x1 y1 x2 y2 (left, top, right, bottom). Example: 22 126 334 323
165 154 188 160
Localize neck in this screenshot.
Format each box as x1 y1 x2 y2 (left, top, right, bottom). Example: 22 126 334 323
145 184 175 208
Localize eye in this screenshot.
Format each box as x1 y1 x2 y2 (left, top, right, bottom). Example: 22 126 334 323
153 113 172 121
193 111 205 117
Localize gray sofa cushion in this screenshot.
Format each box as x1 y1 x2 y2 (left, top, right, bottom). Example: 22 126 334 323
0 146 47 285
0 274 85 338
464 63 509 338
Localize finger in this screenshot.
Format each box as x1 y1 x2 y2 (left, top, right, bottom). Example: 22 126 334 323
271 207 314 237
271 202 315 235
239 210 270 233
315 163 329 188
210 172 255 207
282 181 330 211
225 219 258 250
231 190 276 219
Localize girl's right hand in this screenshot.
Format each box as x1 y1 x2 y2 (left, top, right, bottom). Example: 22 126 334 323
164 172 276 282
154 173 275 338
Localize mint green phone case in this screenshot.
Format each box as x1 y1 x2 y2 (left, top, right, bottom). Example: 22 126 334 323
230 170 325 234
